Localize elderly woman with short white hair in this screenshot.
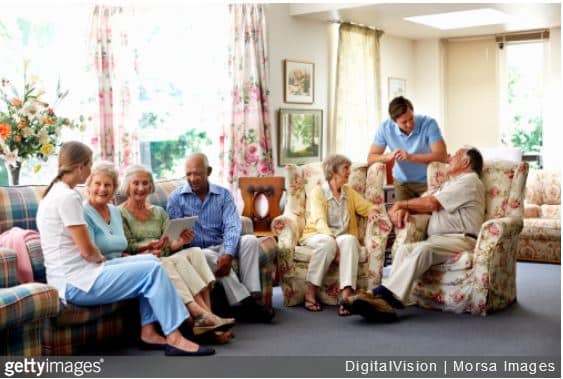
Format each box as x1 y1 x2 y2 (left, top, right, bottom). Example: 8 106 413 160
118 164 234 343
301 154 381 315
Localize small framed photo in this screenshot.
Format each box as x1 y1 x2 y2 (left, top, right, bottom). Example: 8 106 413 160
388 77 407 99
284 59 314 104
278 108 322 166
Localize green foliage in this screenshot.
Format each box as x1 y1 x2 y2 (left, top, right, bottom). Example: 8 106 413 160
149 129 212 178
510 118 543 153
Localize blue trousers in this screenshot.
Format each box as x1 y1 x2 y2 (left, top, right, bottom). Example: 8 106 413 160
65 254 188 335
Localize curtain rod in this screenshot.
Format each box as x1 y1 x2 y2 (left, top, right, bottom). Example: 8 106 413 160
329 20 383 33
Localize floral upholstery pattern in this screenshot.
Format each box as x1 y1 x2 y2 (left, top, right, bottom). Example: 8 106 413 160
392 161 529 315
518 169 560 263
273 162 391 306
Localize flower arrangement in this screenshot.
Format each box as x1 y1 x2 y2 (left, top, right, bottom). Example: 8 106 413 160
0 66 86 183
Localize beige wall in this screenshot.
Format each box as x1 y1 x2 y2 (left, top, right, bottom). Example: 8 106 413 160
445 37 499 151
543 27 561 169
266 4 330 174
379 34 415 114
413 39 446 132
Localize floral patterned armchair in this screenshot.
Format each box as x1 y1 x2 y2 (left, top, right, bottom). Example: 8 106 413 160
272 162 392 306
392 160 529 315
517 169 560 263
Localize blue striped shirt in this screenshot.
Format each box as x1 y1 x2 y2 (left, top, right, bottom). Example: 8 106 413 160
166 182 241 256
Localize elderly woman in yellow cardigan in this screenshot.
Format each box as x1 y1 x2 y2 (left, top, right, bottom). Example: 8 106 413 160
302 154 380 315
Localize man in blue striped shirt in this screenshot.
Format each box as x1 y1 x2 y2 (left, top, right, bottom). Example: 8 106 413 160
167 153 274 323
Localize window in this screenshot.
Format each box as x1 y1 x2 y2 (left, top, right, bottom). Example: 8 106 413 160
134 5 228 182
0 4 93 185
499 40 546 167
1 4 229 185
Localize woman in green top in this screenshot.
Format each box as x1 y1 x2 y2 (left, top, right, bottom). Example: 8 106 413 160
119 164 234 343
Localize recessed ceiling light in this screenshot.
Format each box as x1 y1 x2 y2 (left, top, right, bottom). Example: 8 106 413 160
404 8 511 30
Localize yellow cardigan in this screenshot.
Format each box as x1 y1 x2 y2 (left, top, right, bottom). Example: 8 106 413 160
300 184 376 242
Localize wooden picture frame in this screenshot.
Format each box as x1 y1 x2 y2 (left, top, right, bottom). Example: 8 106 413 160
278 108 322 166
284 59 314 104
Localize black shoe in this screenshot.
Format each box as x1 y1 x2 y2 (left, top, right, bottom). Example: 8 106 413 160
340 292 398 322
164 344 215 356
372 285 405 309
138 340 167 350
237 297 276 323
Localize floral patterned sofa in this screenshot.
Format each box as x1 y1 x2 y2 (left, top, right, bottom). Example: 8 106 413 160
0 179 275 355
517 169 560 263
392 160 528 315
272 162 392 306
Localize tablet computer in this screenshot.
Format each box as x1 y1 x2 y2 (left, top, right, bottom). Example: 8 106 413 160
162 216 198 241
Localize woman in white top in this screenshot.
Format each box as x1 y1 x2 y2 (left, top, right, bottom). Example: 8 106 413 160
36 141 213 356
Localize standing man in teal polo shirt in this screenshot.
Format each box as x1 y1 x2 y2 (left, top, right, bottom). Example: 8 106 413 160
367 96 448 201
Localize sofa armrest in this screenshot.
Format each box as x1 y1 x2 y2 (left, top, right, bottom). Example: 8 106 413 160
391 214 430 258
0 283 60 329
0 248 19 288
271 214 301 279
364 209 392 287
240 216 254 235
473 216 523 291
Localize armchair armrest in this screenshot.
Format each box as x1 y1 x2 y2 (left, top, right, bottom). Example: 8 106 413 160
0 248 19 288
271 214 302 278
364 208 392 287
473 216 523 291
0 283 60 329
391 214 430 258
240 216 254 235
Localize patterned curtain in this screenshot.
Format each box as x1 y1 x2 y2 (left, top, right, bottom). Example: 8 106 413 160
331 24 383 162
220 4 274 191
89 5 140 172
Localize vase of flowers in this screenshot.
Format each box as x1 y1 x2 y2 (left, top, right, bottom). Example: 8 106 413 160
0 66 85 185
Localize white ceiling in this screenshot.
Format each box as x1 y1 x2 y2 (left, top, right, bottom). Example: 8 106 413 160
290 3 561 40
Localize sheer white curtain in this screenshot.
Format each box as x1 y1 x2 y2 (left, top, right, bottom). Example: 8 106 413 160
331 24 383 162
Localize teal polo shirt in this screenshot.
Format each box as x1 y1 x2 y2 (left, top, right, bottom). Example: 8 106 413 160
372 115 443 183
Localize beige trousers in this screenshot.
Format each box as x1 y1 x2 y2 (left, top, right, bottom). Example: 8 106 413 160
393 181 428 201
303 234 361 290
160 247 215 304
384 234 477 302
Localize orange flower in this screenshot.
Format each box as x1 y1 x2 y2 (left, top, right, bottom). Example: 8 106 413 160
15 134 22 142
42 116 54 125
0 123 10 139
10 98 22 108
17 120 27 129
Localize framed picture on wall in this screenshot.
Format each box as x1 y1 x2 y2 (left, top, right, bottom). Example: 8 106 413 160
278 108 322 166
284 59 314 104
388 77 406 99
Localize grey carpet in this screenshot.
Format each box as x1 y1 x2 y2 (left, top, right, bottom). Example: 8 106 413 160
108 262 560 356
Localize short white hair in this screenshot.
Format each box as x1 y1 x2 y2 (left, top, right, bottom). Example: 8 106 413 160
119 164 155 198
86 161 119 190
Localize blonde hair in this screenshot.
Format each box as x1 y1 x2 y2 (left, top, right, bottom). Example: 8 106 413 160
119 164 155 198
86 161 119 191
43 141 92 197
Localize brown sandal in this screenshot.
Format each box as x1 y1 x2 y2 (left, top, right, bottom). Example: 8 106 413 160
304 299 322 312
193 313 235 335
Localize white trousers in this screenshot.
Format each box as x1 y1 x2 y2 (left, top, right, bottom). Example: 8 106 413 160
302 234 361 290
160 247 215 305
384 234 477 302
202 234 261 305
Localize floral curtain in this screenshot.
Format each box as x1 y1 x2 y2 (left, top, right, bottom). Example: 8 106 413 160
331 24 383 162
89 5 140 172
220 4 274 191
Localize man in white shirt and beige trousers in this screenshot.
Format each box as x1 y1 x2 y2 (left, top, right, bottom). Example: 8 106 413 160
343 147 485 320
